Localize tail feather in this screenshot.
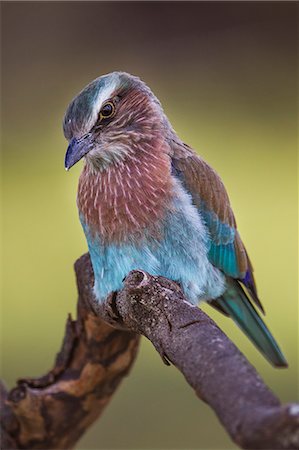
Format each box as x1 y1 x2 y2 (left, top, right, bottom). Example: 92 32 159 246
214 279 288 367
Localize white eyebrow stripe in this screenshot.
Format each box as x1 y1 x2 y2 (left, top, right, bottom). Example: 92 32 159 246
93 74 119 115
78 73 121 136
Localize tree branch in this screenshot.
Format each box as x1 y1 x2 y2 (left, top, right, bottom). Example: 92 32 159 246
1 253 299 449
101 266 299 449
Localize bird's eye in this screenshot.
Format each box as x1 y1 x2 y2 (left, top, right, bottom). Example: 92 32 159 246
99 101 115 120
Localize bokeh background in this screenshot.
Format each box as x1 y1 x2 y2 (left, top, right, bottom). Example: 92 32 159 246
1 2 298 449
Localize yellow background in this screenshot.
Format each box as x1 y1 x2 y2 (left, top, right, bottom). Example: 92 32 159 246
1 2 298 449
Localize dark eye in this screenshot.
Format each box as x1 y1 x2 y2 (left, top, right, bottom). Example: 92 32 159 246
100 101 115 120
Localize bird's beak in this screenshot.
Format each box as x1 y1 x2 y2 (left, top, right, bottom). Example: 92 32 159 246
64 137 91 170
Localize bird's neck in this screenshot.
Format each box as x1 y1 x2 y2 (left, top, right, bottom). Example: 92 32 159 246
77 139 174 243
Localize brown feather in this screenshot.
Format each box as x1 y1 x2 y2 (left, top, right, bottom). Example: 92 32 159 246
169 138 250 277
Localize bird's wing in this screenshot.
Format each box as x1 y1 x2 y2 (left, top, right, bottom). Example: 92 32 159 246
169 139 262 311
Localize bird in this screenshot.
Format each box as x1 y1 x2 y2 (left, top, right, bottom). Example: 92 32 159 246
64 71 287 367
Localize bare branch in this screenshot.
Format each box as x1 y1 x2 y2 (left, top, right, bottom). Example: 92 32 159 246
96 265 299 450
1 253 298 449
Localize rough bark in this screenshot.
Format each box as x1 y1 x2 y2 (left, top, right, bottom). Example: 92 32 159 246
1 253 299 449
99 266 299 450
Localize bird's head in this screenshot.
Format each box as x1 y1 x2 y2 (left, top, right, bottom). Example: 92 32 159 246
63 72 169 172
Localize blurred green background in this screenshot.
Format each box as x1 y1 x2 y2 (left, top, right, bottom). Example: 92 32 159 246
1 2 298 449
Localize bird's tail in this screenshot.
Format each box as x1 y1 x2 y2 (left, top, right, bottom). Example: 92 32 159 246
214 279 288 367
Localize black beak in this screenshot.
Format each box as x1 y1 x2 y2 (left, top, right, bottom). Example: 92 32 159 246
64 137 91 170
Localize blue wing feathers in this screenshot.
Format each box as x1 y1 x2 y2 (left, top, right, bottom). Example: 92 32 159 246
171 155 264 312
172 159 242 278
209 242 239 278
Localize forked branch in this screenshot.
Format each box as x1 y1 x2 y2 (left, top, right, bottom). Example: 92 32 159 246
1 253 298 449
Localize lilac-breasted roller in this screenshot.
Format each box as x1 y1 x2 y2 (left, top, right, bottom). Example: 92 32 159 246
64 72 287 367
